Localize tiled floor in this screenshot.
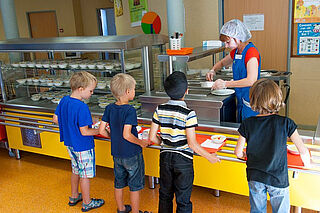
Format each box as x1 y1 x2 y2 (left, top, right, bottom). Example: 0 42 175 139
0 148 316 213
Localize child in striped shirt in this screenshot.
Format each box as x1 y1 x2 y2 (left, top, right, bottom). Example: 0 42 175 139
149 71 220 213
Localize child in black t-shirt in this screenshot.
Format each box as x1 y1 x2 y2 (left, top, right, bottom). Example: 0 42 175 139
234 79 311 213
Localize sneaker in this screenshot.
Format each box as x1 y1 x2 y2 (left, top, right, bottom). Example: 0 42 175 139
117 204 132 213
68 193 82 206
81 198 105 212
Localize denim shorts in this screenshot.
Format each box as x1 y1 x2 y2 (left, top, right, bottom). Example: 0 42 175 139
248 181 290 213
113 152 145 191
67 146 96 178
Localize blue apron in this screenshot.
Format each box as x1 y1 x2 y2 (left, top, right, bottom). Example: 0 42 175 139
232 42 261 122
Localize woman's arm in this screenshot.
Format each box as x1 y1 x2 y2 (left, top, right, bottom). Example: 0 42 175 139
206 55 233 81
235 135 246 159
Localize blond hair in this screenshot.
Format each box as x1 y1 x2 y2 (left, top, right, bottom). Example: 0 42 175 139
69 71 97 91
110 73 136 99
250 79 284 114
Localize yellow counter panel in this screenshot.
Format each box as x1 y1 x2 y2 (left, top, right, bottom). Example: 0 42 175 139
4 109 320 211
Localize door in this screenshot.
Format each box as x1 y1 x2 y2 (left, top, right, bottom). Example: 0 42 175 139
223 0 289 71
98 8 117 60
28 11 59 60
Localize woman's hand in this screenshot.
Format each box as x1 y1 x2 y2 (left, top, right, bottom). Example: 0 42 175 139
212 79 226 90
206 70 216 81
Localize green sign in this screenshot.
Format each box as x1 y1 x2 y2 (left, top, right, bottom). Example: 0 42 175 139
129 0 148 27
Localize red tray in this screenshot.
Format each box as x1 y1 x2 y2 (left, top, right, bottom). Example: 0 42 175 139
242 148 306 169
166 47 194 55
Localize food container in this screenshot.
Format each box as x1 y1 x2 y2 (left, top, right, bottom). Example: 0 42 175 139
79 64 87 69
19 62 27 67
200 81 214 88
134 62 141 68
43 63 50 68
51 98 61 104
96 64 105 69
50 63 58 68
35 63 43 68
211 135 227 144
104 64 114 70
46 94 55 100
31 94 41 101
58 63 68 69
32 77 40 83
87 64 96 69
287 144 299 155
53 81 63 86
98 102 109 108
97 81 107 89
16 79 27 84
125 64 135 70
27 62 35 68
69 63 79 69
47 81 54 86
39 78 47 83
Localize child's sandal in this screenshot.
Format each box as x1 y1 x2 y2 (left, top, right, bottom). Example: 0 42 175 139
117 204 132 213
68 193 82 206
81 198 105 212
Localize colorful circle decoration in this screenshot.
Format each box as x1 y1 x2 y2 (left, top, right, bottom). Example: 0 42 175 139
141 12 161 34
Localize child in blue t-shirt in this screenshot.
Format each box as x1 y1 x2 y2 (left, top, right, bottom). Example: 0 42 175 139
235 79 311 213
99 73 150 213
53 71 104 212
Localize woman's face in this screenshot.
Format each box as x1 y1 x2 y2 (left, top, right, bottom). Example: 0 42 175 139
224 37 239 49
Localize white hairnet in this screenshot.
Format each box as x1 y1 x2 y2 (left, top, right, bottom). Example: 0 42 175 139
220 19 252 42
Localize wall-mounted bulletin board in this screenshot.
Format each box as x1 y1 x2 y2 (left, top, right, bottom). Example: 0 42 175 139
292 0 320 57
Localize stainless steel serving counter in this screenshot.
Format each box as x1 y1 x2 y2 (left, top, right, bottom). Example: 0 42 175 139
139 91 236 123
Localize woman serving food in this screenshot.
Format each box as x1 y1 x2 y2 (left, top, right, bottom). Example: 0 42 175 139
206 19 261 122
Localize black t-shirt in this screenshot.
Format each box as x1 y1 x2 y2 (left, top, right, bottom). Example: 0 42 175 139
238 114 297 188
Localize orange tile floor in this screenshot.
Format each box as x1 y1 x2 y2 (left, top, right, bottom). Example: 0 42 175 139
0 148 316 213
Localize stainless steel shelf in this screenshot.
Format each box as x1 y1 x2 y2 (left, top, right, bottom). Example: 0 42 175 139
0 35 169 52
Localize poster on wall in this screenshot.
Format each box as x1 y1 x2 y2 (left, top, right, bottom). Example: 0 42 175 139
297 23 320 55
114 0 123 17
243 14 264 31
294 0 320 23
129 0 148 27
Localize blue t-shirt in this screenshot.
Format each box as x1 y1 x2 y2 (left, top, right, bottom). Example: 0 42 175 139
55 96 94 152
102 103 141 158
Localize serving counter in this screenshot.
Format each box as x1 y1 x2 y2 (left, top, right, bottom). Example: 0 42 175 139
1 102 320 211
